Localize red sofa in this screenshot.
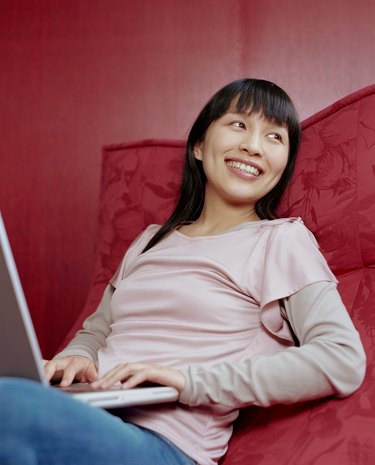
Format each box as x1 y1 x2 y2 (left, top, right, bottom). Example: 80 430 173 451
62 85 375 464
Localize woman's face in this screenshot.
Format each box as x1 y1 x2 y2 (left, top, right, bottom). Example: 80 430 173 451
194 109 290 212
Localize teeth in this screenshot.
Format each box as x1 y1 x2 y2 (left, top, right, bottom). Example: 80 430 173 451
226 161 260 177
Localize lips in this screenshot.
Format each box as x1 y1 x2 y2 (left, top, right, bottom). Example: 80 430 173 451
225 160 262 177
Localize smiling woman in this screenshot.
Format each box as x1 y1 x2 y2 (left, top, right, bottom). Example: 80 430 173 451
0 79 366 465
145 79 301 245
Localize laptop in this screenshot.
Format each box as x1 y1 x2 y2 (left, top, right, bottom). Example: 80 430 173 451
0 212 178 408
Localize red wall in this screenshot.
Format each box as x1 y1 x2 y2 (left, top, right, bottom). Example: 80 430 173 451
1 0 374 357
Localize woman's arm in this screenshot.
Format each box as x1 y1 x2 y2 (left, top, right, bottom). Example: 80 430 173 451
179 281 366 408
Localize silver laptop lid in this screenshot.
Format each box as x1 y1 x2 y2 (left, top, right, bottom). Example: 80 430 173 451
0 212 47 384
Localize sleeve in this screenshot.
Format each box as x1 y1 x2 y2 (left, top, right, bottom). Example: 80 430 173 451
54 284 115 362
179 281 366 409
258 218 338 344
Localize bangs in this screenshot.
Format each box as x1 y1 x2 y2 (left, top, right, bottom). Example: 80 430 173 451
234 81 297 129
190 78 300 154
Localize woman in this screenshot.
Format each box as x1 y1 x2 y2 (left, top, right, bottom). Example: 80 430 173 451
0 79 366 465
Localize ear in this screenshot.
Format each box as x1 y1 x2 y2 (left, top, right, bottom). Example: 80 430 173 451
193 142 203 161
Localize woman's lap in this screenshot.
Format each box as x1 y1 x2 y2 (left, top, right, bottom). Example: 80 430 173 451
0 377 195 465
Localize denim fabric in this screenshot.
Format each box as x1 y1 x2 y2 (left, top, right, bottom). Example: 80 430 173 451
0 378 196 465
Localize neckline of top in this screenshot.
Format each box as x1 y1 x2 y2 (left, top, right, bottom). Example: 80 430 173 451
172 217 301 241
173 219 268 241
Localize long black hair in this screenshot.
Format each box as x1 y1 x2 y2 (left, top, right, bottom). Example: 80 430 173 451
143 78 301 253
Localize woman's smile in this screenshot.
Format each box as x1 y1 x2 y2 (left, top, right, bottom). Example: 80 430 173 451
225 159 263 178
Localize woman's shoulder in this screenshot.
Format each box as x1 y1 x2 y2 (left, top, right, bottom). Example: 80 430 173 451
261 216 317 244
256 217 327 270
129 224 161 250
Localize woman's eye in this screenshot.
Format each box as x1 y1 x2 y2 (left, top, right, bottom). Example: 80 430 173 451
232 121 246 129
268 132 283 142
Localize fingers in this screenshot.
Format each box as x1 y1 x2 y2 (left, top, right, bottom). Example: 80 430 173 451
92 363 140 390
59 362 81 387
44 359 66 383
59 357 98 387
44 356 98 387
121 368 149 390
82 363 99 384
92 363 185 393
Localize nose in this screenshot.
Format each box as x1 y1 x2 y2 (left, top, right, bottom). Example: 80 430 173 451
239 133 263 156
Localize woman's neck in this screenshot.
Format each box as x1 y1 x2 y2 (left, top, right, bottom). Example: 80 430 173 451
180 202 260 237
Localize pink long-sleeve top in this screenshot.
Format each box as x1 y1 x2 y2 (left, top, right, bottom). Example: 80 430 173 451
58 218 366 465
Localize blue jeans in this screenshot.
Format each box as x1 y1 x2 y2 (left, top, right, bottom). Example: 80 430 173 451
0 378 196 465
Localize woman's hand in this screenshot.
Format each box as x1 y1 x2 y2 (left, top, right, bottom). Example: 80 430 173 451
91 363 185 394
44 356 98 387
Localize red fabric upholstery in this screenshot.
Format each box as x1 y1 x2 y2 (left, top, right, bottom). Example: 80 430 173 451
62 85 375 464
